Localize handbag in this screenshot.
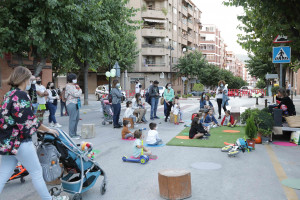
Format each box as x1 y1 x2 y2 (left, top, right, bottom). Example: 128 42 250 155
160 97 164 105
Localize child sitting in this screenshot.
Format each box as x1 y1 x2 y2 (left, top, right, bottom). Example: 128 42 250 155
221 110 237 127
204 109 219 127
121 120 134 139
200 94 214 111
189 117 210 139
124 101 137 125
173 96 184 124
133 130 157 159
146 123 162 145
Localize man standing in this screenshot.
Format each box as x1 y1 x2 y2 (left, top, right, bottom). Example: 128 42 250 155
149 80 160 120
28 76 38 114
135 80 141 94
35 76 49 123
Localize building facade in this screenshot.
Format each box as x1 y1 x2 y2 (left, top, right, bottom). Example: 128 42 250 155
125 0 202 94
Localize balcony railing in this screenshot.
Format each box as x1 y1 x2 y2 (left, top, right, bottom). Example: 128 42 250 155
187 19 193 24
142 24 165 30
182 19 187 25
183 6 188 11
142 44 166 48
144 63 166 67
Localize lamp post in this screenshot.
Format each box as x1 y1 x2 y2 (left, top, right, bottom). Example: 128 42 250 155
165 38 174 81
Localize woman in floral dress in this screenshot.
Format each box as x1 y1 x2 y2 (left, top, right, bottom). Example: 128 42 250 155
0 66 68 200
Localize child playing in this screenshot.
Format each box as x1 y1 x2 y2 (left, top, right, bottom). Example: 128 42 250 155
133 130 157 159
124 101 137 125
200 94 214 110
146 123 162 145
204 109 219 127
173 96 184 124
221 110 237 127
189 117 210 139
121 120 134 139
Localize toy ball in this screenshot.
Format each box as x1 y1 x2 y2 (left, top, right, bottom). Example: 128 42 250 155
81 141 93 152
227 123 231 127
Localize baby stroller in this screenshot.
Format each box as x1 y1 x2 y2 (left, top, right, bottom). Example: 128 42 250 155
100 98 113 125
37 129 107 200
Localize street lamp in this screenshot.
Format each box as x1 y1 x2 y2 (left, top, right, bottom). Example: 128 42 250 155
165 37 174 80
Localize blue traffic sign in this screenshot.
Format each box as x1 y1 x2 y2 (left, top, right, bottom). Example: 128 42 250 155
273 46 291 63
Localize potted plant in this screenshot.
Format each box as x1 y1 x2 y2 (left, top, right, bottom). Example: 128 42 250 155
245 116 257 149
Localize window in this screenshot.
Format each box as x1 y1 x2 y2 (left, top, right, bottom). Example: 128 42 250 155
173 41 177 46
173 24 177 31
173 7 177 14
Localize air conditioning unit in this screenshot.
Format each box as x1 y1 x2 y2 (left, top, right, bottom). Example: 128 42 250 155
156 38 162 43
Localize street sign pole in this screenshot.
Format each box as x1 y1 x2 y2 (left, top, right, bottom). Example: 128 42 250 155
280 63 282 87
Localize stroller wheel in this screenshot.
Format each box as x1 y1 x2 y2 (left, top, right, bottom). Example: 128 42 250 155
20 177 25 183
49 187 61 196
100 182 106 195
102 121 106 125
73 193 82 200
109 122 112 124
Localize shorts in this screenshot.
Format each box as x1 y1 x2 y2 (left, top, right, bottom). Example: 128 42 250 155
37 104 46 111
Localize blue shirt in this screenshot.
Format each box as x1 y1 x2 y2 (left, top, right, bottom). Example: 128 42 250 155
133 139 142 157
204 115 218 124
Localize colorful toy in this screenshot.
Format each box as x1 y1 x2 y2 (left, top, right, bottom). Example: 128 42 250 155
81 141 93 152
8 165 29 183
221 138 253 157
122 129 149 164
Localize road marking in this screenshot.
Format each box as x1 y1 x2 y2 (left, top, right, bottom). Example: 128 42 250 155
265 145 298 200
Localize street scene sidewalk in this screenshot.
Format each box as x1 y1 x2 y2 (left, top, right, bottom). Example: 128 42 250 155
1 96 299 200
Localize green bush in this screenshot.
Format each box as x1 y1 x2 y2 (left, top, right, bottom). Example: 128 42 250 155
192 83 204 92
240 108 260 124
182 94 188 98
271 86 280 96
245 116 257 140
187 94 193 97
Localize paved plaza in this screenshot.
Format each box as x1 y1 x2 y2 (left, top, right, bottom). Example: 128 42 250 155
1 95 300 200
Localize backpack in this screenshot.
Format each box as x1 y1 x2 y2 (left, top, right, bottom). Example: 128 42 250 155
191 113 199 120
108 93 112 103
37 143 62 182
145 92 151 105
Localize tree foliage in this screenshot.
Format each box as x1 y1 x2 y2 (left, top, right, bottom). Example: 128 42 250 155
174 51 247 89
255 79 266 89
224 0 300 85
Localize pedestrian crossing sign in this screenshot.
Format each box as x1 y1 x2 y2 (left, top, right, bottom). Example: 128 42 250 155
273 46 291 63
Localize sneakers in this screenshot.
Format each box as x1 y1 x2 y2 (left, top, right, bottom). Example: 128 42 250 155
49 122 54 127
165 118 167 122
150 118 154 120
52 196 69 200
154 116 160 119
55 123 62 128
71 136 80 139
205 133 211 136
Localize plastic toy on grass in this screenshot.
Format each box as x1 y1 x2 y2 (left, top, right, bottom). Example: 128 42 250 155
221 138 253 157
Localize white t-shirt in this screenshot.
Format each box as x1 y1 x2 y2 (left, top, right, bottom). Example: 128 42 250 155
216 86 228 99
173 104 180 115
124 107 134 118
135 83 141 94
133 139 142 158
146 130 161 145
36 84 47 104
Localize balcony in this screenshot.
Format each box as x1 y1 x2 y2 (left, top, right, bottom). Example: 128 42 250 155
143 62 166 67
182 6 188 16
142 24 166 37
181 37 187 45
141 44 167 56
188 7 193 16
187 34 194 43
187 19 193 29
142 7 167 19
181 19 187 31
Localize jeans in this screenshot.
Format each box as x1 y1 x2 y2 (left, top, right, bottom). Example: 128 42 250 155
217 98 227 116
48 102 57 124
150 98 159 119
0 141 52 200
164 101 173 119
67 103 80 137
179 111 183 120
129 115 137 123
112 103 121 126
163 101 167 116
60 100 68 116
32 103 39 115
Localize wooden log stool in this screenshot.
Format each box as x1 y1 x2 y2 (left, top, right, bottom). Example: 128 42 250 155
170 111 175 123
123 118 134 129
230 107 241 123
81 124 95 139
158 169 191 200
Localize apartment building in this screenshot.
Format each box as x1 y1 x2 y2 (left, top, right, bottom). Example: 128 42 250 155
125 0 202 94
199 24 227 68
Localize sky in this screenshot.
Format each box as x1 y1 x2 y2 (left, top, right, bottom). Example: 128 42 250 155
194 0 248 55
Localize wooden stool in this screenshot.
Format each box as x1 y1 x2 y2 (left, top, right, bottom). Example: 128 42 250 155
230 107 240 123
170 112 174 123
81 124 95 139
158 169 191 200
123 118 134 129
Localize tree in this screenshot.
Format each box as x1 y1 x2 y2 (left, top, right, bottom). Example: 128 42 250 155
245 54 275 80
0 0 77 75
256 79 266 89
224 0 300 86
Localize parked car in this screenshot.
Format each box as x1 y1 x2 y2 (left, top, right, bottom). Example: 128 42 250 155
189 91 203 96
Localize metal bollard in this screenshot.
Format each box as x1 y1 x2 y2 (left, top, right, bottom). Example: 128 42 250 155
265 99 268 108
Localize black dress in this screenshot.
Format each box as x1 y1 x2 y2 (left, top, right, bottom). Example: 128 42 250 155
189 123 207 139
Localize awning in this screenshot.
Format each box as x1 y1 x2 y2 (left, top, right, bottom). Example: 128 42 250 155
144 18 166 23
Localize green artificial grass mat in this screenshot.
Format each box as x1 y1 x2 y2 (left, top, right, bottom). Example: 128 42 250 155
166 126 245 148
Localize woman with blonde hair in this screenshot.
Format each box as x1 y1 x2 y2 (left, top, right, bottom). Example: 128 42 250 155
216 80 228 119
0 66 68 200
